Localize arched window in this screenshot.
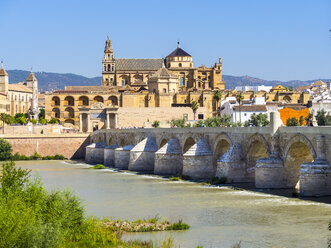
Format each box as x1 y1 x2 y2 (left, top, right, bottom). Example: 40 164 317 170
52 96 60 106
64 96 74 106
180 77 185 86
112 65 114 71
107 54 110 59
179 63 182 67
104 65 106 71
108 64 111 71
52 108 60 118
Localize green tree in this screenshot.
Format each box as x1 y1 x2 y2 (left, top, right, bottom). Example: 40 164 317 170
236 93 244 123
38 108 45 119
15 116 27 125
213 90 223 117
245 113 270 127
316 109 327 126
170 119 186 128
299 116 304 126
305 113 313 126
151 120 160 128
0 138 12 161
288 86 294 91
286 117 299 126
191 101 199 120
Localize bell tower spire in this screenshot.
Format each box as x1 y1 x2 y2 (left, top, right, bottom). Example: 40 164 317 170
102 34 116 86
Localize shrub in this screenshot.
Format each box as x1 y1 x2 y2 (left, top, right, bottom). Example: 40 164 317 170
151 120 160 128
39 118 47 125
54 154 66 160
0 161 85 248
93 164 106 169
166 220 190 230
169 177 181 181
32 152 42 160
170 119 186 128
30 119 37 124
15 116 27 125
48 118 58 124
209 176 227 185
286 117 299 126
0 138 12 161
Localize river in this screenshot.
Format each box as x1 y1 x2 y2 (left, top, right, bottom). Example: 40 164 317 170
17 160 331 248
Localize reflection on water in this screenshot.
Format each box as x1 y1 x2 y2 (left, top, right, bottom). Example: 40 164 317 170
17 160 331 248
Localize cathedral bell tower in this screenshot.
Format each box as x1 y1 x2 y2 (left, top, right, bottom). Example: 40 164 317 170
102 34 116 86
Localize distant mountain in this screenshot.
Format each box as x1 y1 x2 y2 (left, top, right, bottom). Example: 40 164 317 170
6 70 331 92
7 70 101 92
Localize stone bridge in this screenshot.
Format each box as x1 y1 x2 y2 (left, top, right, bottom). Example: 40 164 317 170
86 113 331 197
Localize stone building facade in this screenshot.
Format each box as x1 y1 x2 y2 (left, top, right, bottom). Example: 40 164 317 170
44 36 310 130
0 63 38 116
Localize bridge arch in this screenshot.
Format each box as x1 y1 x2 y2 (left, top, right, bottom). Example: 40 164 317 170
283 134 316 161
159 138 168 148
183 137 195 154
213 133 233 165
246 134 270 181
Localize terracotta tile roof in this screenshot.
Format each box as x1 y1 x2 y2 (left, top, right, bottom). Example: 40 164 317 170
27 72 37 81
233 105 267 112
0 64 8 76
311 80 326 87
8 84 32 93
150 67 177 80
116 59 163 71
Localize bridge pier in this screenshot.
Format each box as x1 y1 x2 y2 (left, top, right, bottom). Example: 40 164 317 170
216 144 247 183
104 144 119 167
255 157 285 188
129 137 158 172
154 138 182 175
85 142 106 164
299 135 331 196
114 145 134 169
182 138 213 179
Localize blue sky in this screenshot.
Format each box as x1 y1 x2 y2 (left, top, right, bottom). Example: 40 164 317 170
0 0 330 81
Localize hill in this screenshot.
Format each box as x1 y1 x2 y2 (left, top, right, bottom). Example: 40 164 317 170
6 70 331 92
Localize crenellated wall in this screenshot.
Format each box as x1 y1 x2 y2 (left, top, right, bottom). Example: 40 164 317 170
86 114 331 197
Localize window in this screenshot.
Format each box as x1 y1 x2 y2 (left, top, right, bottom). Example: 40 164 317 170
244 113 247 116
122 80 125 86
198 82 201 87
106 78 108 82
186 81 189 87
108 54 110 59
104 65 106 71
179 63 182 67
163 88 166 93
198 114 204 120
180 77 185 86
112 65 114 71
198 76 201 79
202 73 206 75
208 82 211 88
107 64 110 71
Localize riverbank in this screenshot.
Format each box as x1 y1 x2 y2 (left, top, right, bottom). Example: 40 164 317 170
0 161 192 248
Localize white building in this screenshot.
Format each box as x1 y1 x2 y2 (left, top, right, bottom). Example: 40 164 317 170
234 85 272 92
231 105 268 123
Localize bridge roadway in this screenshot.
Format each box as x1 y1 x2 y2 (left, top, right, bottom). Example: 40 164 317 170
86 113 331 197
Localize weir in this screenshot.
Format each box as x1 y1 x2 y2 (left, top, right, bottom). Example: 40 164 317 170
85 112 331 197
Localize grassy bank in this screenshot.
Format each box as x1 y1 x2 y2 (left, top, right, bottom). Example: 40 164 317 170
0 161 190 248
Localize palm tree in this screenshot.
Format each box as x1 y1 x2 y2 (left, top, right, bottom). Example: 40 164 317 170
236 93 244 123
213 90 223 117
191 101 199 120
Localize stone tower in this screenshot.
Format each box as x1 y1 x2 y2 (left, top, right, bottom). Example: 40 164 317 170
0 62 8 94
102 34 116 86
26 70 38 96
27 70 39 120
